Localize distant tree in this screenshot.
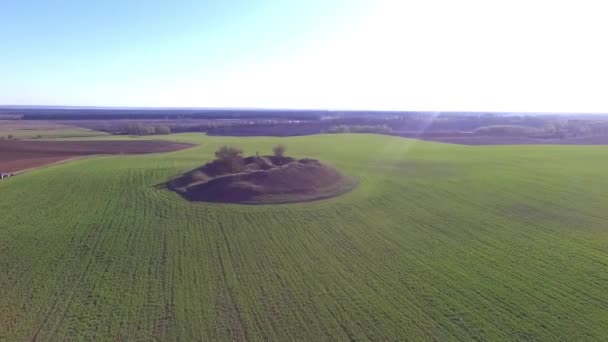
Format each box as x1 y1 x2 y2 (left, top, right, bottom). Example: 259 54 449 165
473 125 540 137
325 124 392 134
142 125 156 135
126 123 144 135
125 123 156 135
543 124 557 135
273 144 286 157
7 134 14 140
154 124 171 135
99 122 112 133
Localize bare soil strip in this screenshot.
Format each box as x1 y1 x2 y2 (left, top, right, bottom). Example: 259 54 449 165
0 140 194 173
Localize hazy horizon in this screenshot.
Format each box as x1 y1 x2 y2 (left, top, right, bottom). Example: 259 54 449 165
3 105 607 116
2 1 607 112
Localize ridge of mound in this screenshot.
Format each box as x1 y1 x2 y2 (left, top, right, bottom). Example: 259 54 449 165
169 155 356 204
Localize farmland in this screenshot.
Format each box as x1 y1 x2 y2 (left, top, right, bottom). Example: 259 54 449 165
0 140 193 172
0 120 108 139
2 133 608 340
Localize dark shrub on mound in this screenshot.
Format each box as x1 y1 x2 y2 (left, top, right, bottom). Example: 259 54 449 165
215 145 243 160
273 144 286 157
267 156 295 166
211 146 245 173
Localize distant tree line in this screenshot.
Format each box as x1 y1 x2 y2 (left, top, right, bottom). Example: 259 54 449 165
470 121 608 139
15 109 608 140
472 125 543 137
325 124 393 134
123 123 171 135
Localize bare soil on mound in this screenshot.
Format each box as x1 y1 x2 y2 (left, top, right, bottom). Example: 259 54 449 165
0 140 193 172
169 156 356 204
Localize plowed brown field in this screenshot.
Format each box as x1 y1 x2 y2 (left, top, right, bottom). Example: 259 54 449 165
0 140 193 172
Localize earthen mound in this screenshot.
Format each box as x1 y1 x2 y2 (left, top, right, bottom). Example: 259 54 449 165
169 156 355 204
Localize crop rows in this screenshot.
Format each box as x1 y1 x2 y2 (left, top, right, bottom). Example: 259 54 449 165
2 134 608 340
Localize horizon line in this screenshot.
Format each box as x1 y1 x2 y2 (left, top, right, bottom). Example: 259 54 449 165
1 105 607 115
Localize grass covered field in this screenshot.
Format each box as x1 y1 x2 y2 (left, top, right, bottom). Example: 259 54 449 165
2 133 608 340
0 120 108 139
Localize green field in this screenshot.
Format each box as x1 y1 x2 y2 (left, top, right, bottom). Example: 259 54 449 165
0 128 108 139
2 133 608 340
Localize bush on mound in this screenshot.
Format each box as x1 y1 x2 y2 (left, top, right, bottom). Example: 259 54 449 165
169 146 355 204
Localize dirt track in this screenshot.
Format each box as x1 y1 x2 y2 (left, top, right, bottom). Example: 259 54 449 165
0 140 193 172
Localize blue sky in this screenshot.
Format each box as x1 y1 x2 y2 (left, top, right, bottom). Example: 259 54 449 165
1 0 607 112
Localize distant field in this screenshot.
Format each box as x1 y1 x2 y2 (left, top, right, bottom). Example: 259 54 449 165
414 134 608 145
0 139 193 172
2 133 608 340
0 120 108 139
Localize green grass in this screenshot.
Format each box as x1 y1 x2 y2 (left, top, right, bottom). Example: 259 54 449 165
2 133 608 340
0 121 108 139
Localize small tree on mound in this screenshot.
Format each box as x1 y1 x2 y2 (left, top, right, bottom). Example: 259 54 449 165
273 144 286 157
215 146 243 160
215 146 244 173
